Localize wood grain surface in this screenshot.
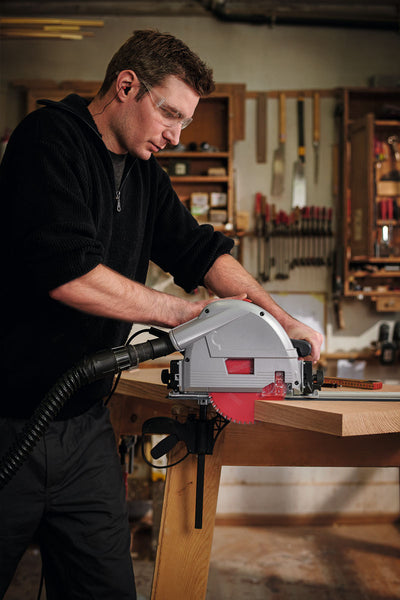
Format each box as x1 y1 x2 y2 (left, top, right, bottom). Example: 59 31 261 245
117 370 400 437
255 396 400 436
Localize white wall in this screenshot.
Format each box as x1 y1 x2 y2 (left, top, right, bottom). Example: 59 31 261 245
1 15 399 518
217 466 399 519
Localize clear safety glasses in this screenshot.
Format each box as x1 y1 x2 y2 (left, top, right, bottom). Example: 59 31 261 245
140 79 193 130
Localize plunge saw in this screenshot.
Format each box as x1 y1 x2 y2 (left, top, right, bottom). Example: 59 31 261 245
142 299 324 528
160 298 323 424
140 299 396 528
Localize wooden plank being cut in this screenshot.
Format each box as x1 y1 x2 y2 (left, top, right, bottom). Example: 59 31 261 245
118 370 400 437
255 391 400 437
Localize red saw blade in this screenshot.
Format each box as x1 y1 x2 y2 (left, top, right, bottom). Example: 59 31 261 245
210 375 287 424
210 392 257 424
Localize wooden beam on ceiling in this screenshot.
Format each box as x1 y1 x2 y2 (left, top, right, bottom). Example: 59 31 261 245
1 30 95 40
0 17 104 26
0 17 104 40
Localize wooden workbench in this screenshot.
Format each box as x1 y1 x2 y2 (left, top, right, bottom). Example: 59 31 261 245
108 369 400 600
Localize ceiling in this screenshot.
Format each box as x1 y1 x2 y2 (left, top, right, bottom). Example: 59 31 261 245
0 0 400 30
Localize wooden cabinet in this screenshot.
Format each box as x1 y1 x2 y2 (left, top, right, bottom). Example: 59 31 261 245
156 85 245 231
337 88 400 308
13 79 101 113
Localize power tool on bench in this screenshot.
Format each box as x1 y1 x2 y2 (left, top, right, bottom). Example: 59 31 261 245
141 298 324 528
160 298 323 422
139 300 391 527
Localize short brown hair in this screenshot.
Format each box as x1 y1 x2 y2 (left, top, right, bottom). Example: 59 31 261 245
99 29 215 98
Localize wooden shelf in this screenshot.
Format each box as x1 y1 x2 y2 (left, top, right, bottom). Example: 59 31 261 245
154 84 246 230
347 119 400 127
350 257 400 263
350 270 400 278
375 120 400 127
346 290 400 297
159 151 229 159
376 220 400 226
170 176 230 183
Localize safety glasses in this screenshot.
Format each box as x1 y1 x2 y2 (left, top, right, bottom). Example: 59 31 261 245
140 79 193 130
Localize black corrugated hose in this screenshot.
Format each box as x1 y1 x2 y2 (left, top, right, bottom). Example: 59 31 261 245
0 362 92 490
0 334 175 491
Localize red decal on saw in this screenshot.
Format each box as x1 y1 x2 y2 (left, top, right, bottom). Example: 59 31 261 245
225 358 254 374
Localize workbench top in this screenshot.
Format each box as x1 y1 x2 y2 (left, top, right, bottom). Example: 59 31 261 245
118 369 400 438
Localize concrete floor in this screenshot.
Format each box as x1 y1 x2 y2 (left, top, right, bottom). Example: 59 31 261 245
4 523 400 599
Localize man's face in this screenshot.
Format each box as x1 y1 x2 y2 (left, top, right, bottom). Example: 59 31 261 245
112 75 200 159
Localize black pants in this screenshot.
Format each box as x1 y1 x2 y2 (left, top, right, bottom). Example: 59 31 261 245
0 403 136 599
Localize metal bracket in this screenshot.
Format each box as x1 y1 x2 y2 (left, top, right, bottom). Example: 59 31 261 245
141 405 229 529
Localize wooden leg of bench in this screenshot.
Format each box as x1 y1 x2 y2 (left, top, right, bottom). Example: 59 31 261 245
151 447 222 600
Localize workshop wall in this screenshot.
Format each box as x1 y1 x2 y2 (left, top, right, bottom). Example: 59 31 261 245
1 15 400 521
2 15 400 356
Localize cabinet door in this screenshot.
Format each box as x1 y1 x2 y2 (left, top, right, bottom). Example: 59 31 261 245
349 113 374 257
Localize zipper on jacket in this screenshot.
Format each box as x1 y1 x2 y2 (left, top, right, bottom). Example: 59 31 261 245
116 190 122 212
114 159 134 213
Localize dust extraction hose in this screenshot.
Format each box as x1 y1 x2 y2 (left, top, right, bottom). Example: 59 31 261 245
0 334 175 491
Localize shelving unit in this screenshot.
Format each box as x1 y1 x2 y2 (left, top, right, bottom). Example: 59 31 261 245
336 87 400 310
156 152 230 199
155 86 245 231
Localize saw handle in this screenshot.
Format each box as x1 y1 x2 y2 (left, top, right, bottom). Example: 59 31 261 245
291 338 312 357
279 92 286 143
313 92 320 144
297 96 305 163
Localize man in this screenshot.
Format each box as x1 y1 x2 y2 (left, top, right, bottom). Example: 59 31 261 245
0 29 323 599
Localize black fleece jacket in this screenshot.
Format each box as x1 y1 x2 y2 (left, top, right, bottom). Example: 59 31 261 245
0 94 233 418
